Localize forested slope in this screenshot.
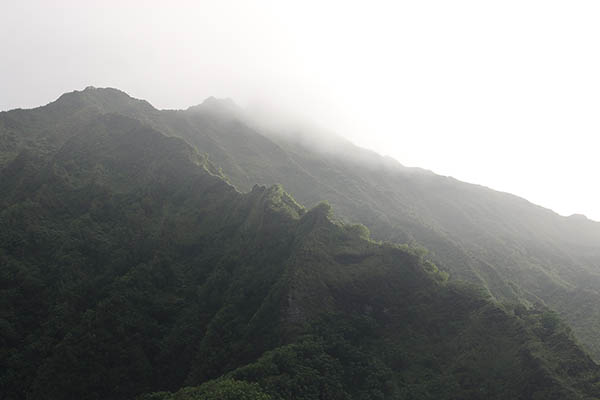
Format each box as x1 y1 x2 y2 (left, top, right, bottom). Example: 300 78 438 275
2 106 600 399
11 87 597 360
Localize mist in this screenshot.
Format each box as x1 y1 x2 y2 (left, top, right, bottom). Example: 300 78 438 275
4 4 600 397
2 0 599 220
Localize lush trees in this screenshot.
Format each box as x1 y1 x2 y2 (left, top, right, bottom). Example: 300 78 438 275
139 379 271 400
1 90 600 399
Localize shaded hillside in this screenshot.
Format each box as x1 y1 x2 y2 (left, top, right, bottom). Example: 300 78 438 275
149 89 600 360
7 86 597 361
1 111 600 399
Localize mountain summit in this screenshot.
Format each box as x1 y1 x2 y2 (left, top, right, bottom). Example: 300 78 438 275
1 88 600 399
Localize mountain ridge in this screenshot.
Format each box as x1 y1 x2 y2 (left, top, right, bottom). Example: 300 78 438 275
13 85 592 222
2 88 600 363
2 110 600 398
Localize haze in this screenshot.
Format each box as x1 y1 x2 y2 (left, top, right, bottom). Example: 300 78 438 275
2 0 599 221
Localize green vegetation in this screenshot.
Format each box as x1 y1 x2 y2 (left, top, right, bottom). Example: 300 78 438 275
138 379 271 400
1 88 600 399
141 89 600 361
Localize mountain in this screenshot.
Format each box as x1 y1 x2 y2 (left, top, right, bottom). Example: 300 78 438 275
1 88 600 399
6 87 598 360
150 90 600 360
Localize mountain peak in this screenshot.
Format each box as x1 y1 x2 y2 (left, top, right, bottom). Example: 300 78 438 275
201 96 236 107
49 86 156 114
568 213 589 221
58 86 130 100
187 96 241 116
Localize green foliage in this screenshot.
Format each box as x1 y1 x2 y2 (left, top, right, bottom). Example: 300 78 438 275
541 310 561 333
140 379 271 400
1 88 600 400
312 201 332 217
423 260 449 283
122 85 600 362
345 223 371 240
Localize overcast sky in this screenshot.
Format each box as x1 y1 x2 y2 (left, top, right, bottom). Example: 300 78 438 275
2 1 599 221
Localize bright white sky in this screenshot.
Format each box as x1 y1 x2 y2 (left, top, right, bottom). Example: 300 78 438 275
1 1 599 221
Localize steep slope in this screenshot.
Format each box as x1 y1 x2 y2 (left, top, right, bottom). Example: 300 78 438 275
0 114 301 399
21 87 598 360
0 87 157 166
164 93 600 360
2 87 600 362
1 111 599 399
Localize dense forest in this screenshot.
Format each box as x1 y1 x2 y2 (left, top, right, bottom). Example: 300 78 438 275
1 88 600 399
